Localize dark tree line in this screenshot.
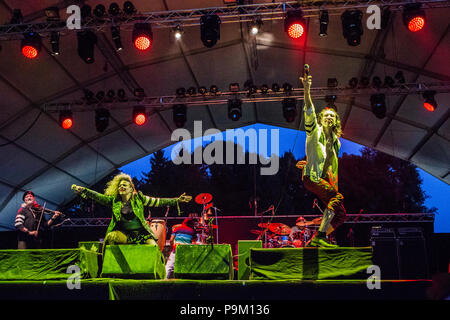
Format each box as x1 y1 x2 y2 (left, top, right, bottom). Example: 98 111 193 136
64 142 435 218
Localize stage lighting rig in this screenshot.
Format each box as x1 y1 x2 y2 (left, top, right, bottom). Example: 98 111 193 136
403 3 426 32
21 32 41 59
228 98 242 121
341 10 363 46
200 14 221 48
59 110 73 129
423 91 437 112
95 108 110 133
94 4 106 18
109 3 121 16
77 30 97 64
370 94 387 119
319 10 329 37
173 104 187 128
133 23 153 51
285 9 306 39
111 26 123 51
123 1 136 15
133 106 147 125
282 98 297 123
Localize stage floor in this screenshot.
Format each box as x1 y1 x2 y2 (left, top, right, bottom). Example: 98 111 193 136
0 278 432 300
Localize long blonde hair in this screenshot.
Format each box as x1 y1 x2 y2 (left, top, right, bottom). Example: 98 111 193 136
104 173 137 197
317 107 343 138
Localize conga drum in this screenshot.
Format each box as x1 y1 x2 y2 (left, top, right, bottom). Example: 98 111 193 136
150 219 166 251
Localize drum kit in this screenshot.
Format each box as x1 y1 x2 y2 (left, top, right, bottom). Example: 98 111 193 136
254 217 324 248
192 193 218 244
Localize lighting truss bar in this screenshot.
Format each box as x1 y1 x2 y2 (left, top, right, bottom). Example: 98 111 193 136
60 213 434 227
43 81 450 113
0 0 448 40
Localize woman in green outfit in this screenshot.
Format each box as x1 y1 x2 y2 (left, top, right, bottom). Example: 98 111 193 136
71 173 192 248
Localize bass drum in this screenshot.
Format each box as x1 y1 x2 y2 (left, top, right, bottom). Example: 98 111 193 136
150 219 167 251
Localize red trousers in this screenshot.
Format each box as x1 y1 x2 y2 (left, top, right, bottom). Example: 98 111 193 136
302 175 347 234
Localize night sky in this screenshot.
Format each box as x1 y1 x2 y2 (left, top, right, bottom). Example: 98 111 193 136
120 124 450 233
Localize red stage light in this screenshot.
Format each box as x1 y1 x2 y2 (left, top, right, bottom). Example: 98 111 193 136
134 36 151 51
423 102 435 112
133 106 147 125
22 45 39 59
132 23 153 51
408 16 425 32
403 3 426 32
287 23 304 39
59 110 73 129
285 10 306 40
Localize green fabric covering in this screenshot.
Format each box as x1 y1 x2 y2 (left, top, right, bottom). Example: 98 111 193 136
174 244 233 280
78 242 102 278
0 249 83 280
101 244 165 279
250 247 373 280
238 240 262 280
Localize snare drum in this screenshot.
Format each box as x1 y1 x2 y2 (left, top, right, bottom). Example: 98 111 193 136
150 219 166 251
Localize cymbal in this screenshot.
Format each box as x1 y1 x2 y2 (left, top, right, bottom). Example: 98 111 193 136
195 193 213 204
296 221 314 227
204 202 213 211
251 229 263 235
269 223 291 235
258 222 269 229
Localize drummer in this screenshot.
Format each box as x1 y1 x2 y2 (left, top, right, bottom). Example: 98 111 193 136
165 217 197 279
71 173 192 253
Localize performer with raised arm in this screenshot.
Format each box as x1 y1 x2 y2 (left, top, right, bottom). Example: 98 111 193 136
71 173 192 250
297 65 346 248
15 191 62 249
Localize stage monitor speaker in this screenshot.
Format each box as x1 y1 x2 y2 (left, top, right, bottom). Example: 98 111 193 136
396 227 429 279
101 244 165 279
238 240 262 280
370 226 399 280
174 244 233 279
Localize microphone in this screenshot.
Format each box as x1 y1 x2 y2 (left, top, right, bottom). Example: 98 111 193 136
304 64 310 77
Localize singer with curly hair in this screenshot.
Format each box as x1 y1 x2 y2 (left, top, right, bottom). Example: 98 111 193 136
71 173 192 250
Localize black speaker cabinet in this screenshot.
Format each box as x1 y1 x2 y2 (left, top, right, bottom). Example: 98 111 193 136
396 227 429 279
370 227 399 280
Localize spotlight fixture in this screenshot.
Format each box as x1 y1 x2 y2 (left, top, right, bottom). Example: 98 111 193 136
133 106 147 125
283 82 293 92
84 89 95 104
327 78 338 88
384 76 395 88
93 4 106 18
403 3 426 32
134 88 145 99
111 26 123 51
282 98 297 123
176 87 186 97
423 91 437 112
395 71 406 84
77 30 97 64
59 110 73 129
198 86 207 95
96 91 105 102
319 10 329 37
285 9 306 39
21 32 42 59
210 85 219 94
108 3 120 16
50 31 60 55
117 88 127 101
341 10 363 46
360 77 370 88
260 84 269 94
173 25 183 40
173 104 187 128
45 7 60 21
10 9 23 24
348 77 358 89
228 99 242 121
200 14 221 48
132 23 153 51
106 89 115 100
229 83 240 92
187 87 197 95
250 18 263 35
372 76 382 89
123 1 136 15
370 94 387 119
272 83 280 92
95 108 110 133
